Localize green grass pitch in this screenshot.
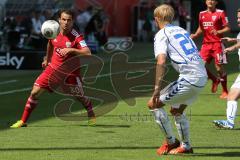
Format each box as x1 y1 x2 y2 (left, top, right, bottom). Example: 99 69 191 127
0 42 240 160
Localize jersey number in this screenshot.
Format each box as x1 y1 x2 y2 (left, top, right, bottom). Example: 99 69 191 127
174 33 197 55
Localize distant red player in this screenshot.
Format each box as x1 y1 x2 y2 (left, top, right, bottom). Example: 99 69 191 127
191 0 230 98
10 9 96 128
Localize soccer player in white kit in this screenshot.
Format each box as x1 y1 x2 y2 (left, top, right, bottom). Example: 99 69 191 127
147 4 207 155
213 8 240 129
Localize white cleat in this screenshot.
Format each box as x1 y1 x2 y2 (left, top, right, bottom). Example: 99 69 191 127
213 120 234 129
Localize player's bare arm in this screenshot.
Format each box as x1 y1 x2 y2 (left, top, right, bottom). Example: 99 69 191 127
190 26 202 39
221 37 237 43
59 47 91 57
224 41 240 54
152 54 166 107
211 25 230 35
42 41 54 68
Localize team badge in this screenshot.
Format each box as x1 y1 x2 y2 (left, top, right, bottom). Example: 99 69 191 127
212 16 217 21
66 42 71 48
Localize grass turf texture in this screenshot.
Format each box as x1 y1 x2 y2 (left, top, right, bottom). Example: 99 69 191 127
0 42 240 160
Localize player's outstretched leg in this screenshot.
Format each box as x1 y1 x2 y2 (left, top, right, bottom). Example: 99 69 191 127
10 96 38 128
219 73 228 99
76 96 96 126
217 67 228 99
10 86 44 128
206 68 219 93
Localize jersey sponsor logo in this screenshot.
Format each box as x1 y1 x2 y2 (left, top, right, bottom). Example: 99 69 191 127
0 52 24 69
80 40 87 47
66 42 71 48
55 48 64 57
203 22 213 27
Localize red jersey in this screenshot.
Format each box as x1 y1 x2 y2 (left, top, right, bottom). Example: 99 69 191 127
199 9 228 43
49 29 87 75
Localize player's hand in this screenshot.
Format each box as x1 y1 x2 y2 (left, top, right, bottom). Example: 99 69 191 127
190 34 195 39
147 89 160 109
221 37 236 43
221 37 231 42
42 60 48 69
223 47 234 54
210 29 218 35
59 48 73 57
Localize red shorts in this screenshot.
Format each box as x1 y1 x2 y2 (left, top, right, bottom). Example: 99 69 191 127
34 66 84 96
200 42 227 64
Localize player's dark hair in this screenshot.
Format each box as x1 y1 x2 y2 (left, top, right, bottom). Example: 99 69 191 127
58 9 75 19
238 8 240 12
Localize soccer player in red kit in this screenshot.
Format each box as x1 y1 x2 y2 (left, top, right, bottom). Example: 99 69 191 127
10 9 96 128
191 0 230 99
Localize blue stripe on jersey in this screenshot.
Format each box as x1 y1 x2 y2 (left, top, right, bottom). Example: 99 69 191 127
164 78 204 101
163 28 188 64
164 79 184 101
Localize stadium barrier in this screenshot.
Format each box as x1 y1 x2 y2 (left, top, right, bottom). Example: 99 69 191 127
0 51 44 69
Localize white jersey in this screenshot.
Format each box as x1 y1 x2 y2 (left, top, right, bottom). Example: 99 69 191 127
154 24 207 82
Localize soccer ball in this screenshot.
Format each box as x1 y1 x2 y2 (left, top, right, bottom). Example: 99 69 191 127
41 20 60 39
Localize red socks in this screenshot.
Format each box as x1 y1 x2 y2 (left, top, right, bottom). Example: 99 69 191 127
206 68 218 82
84 101 95 118
220 73 228 93
21 96 38 123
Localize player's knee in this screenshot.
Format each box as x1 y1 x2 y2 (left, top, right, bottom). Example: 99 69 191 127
170 104 187 116
30 90 41 100
170 108 183 116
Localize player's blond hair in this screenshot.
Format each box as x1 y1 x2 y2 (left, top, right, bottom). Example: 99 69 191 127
154 4 174 23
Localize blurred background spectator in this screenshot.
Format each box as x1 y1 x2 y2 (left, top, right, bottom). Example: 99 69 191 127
0 0 237 54
76 6 93 33
85 7 108 47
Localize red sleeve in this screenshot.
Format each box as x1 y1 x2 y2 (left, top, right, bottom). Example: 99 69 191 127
76 35 88 49
221 11 229 27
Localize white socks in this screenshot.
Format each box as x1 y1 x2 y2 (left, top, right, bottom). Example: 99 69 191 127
151 108 175 144
174 113 191 149
227 101 238 124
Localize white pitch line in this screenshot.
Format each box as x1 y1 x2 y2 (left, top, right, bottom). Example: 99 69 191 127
0 80 18 85
0 60 160 96
0 87 31 95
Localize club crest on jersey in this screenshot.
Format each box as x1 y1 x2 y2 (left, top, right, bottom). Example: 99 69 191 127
212 16 217 21
66 42 71 48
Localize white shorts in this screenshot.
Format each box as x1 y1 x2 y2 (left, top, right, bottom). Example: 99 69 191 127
231 74 240 89
159 77 207 108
